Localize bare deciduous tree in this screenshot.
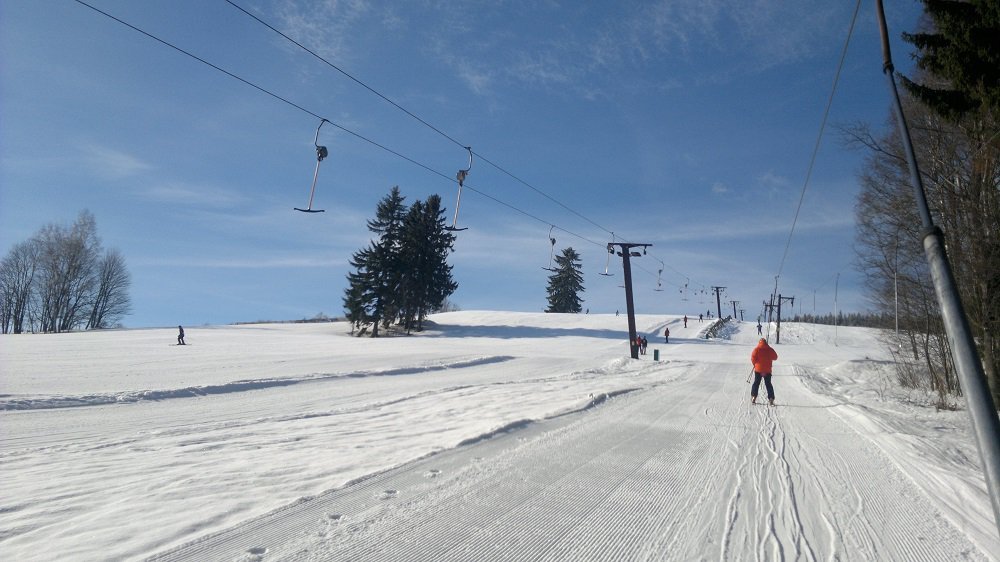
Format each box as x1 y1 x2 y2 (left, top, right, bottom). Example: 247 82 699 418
0 210 132 333
849 81 1000 407
87 249 132 329
0 240 40 334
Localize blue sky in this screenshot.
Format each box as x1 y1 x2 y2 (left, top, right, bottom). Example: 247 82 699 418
1 0 924 328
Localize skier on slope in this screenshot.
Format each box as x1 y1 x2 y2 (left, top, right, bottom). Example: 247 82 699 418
750 338 778 405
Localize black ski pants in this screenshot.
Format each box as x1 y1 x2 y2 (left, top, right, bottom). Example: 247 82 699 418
751 372 774 400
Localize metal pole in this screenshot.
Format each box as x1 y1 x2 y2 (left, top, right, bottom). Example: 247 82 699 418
894 270 900 346
875 0 1000 535
610 242 651 360
776 294 782 345
713 286 725 322
834 273 839 346
622 251 638 359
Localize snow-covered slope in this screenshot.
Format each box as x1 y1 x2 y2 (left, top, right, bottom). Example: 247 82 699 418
1 312 996 560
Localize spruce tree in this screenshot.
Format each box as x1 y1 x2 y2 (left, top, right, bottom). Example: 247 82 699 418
900 0 1000 121
342 248 372 334
399 194 457 332
421 195 458 326
343 187 407 337
545 247 584 313
343 187 457 336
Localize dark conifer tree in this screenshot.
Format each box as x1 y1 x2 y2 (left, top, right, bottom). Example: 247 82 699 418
344 187 457 337
545 247 584 313
900 0 1000 121
399 194 457 332
343 187 407 337
421 195 458 326
342 248 373 334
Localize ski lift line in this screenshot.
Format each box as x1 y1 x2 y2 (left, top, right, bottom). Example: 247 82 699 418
71 0 449 190
223 0 468 151
225 0 617 241
775 0 861 281
73 0 676 275
631 262 682 289
473 151 613 235
72 0 326 121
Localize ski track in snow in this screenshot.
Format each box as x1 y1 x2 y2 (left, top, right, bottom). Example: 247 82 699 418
0 355 518 411
150 362 988 561
2 314 995 561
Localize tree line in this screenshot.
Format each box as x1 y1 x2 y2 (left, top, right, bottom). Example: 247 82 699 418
0 211 132 334
789 312 894 329
850 1 999 407
342 187 458 336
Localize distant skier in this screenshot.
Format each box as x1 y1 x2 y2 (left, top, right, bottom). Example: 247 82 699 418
177 325 185 346
757 322 763 335
750 338 778 405
641 336 648 355
663 327 670 343
683 315 688 328
699 313 703 323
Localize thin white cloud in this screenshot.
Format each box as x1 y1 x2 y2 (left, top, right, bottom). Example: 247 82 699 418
457 62 494 95
144 182 248 208
275 0 373 63
135 255 346 268
79 143 153 179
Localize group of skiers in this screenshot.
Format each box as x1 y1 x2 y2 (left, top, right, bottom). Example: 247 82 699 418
634 335 649 355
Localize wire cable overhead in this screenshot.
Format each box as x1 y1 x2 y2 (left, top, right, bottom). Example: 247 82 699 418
73 0 704 290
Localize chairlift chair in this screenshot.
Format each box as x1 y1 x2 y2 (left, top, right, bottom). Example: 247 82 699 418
295 118 330 213
542 225 558 271
446 147 473 232
599 234 615 276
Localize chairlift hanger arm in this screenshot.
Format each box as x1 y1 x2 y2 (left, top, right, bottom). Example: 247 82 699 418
296 117 331 213
449 146 473 231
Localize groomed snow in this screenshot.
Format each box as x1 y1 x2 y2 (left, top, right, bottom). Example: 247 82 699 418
1 312 997 560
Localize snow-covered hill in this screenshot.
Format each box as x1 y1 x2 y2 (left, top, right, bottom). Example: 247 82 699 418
1 312 996 560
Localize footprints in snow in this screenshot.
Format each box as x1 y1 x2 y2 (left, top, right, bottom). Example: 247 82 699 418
241 545 267 561
376 468 442 500
316 468 445 537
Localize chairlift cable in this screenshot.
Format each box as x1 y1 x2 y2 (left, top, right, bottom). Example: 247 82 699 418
73 0 684 281
776 0 861 280
224 0 616 240
222 0 468 151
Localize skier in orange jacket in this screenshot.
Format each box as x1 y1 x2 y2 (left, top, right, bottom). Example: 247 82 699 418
750 338 778 405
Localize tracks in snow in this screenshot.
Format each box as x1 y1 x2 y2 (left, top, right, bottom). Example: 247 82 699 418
148 361 989 562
